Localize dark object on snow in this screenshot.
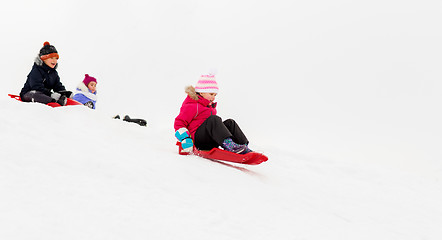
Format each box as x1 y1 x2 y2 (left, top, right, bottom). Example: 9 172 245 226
113 115 147 127
124 115 147 126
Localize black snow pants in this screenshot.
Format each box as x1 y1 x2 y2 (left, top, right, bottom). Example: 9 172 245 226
21 90 53 104
194 115 249 150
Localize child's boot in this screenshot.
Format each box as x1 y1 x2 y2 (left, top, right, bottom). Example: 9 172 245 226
222 138 247 154
243 145 253 154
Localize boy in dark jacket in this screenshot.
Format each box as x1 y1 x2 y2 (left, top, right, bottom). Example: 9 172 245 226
20 41 70 106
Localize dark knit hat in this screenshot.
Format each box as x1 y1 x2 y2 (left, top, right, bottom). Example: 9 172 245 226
39 41 59 60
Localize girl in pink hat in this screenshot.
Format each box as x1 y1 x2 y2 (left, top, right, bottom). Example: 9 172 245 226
73 74 97 109
174 74 253 154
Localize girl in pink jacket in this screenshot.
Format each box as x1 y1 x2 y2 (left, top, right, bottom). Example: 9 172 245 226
174 74 252 154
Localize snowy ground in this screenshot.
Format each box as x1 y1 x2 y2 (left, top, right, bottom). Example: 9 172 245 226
1 0 442 239
1 99 441 239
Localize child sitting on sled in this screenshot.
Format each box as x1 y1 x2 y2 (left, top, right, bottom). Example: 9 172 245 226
20 41 71 106
73 74 98 109
174 73 253 154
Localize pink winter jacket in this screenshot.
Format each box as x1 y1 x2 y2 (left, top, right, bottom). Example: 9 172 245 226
174 86 217 139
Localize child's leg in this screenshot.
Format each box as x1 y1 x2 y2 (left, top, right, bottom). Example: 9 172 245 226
223 119 253 154
223 119 249 145
194 115 232 150
22 90 53 104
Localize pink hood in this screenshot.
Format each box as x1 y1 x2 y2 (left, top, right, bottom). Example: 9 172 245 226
174 86 217 139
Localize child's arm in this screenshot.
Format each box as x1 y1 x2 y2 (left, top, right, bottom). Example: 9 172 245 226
174 104 197 131
72 93 90 104
53 73 66 92
174 103 198 153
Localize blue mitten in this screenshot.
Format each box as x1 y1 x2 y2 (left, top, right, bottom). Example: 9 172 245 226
175 127 193 153
181 138 194 153
175 127 190 141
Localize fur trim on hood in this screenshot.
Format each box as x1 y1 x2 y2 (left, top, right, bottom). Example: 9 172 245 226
77 82 90 92
34 56 44 66
185 85 199 100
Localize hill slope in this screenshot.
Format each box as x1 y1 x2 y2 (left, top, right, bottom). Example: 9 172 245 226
1 98 441 240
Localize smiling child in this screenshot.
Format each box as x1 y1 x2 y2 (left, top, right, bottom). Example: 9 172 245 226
20 41 69 106
73 74 98 109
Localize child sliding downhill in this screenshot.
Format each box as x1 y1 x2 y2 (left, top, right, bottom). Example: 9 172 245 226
174 73 267 165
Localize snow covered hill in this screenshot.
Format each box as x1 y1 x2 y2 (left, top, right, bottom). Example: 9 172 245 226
1 97 441 240
1 0 442 239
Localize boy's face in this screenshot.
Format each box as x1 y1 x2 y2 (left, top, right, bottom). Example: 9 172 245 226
200 92 217 104
43 57 58 68
87 82 97 93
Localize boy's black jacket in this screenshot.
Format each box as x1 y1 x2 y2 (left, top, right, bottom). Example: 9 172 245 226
20 58 66 99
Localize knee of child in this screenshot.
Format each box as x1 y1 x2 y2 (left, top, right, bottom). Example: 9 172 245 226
223 118 235 125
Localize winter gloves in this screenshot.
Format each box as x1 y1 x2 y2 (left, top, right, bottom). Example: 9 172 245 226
58 90 73 98
84 101 94 109
175 127 193 153
50 92 61 100
50 92 67 106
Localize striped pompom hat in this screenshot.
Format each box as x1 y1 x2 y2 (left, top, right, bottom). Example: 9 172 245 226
194 74 219 93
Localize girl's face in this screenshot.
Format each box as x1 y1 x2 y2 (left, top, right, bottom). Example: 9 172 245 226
200 92 217 103
43 57 58 68
87 82 97 93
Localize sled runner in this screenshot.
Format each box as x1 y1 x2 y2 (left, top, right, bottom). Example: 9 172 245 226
8 94 82 107
176 142 268 165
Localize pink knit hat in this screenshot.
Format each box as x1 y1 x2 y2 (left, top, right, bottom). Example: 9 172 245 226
83 74 97 86
195 74 219 93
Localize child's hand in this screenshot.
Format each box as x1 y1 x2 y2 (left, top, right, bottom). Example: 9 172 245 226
175 127 193 153
51 92 61 100
58 90 73 98
84 101 94 109
181 138 194 153
175 127 191 142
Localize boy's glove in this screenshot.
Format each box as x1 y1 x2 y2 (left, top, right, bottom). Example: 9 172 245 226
57 95 67 106
175 127 193 153
58 90 73 98
51 92 61 101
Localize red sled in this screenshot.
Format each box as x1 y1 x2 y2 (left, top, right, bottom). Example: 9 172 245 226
8 94 82 108
176 142 268 165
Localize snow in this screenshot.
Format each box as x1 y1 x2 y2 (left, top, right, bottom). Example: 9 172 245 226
1 0 442 239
